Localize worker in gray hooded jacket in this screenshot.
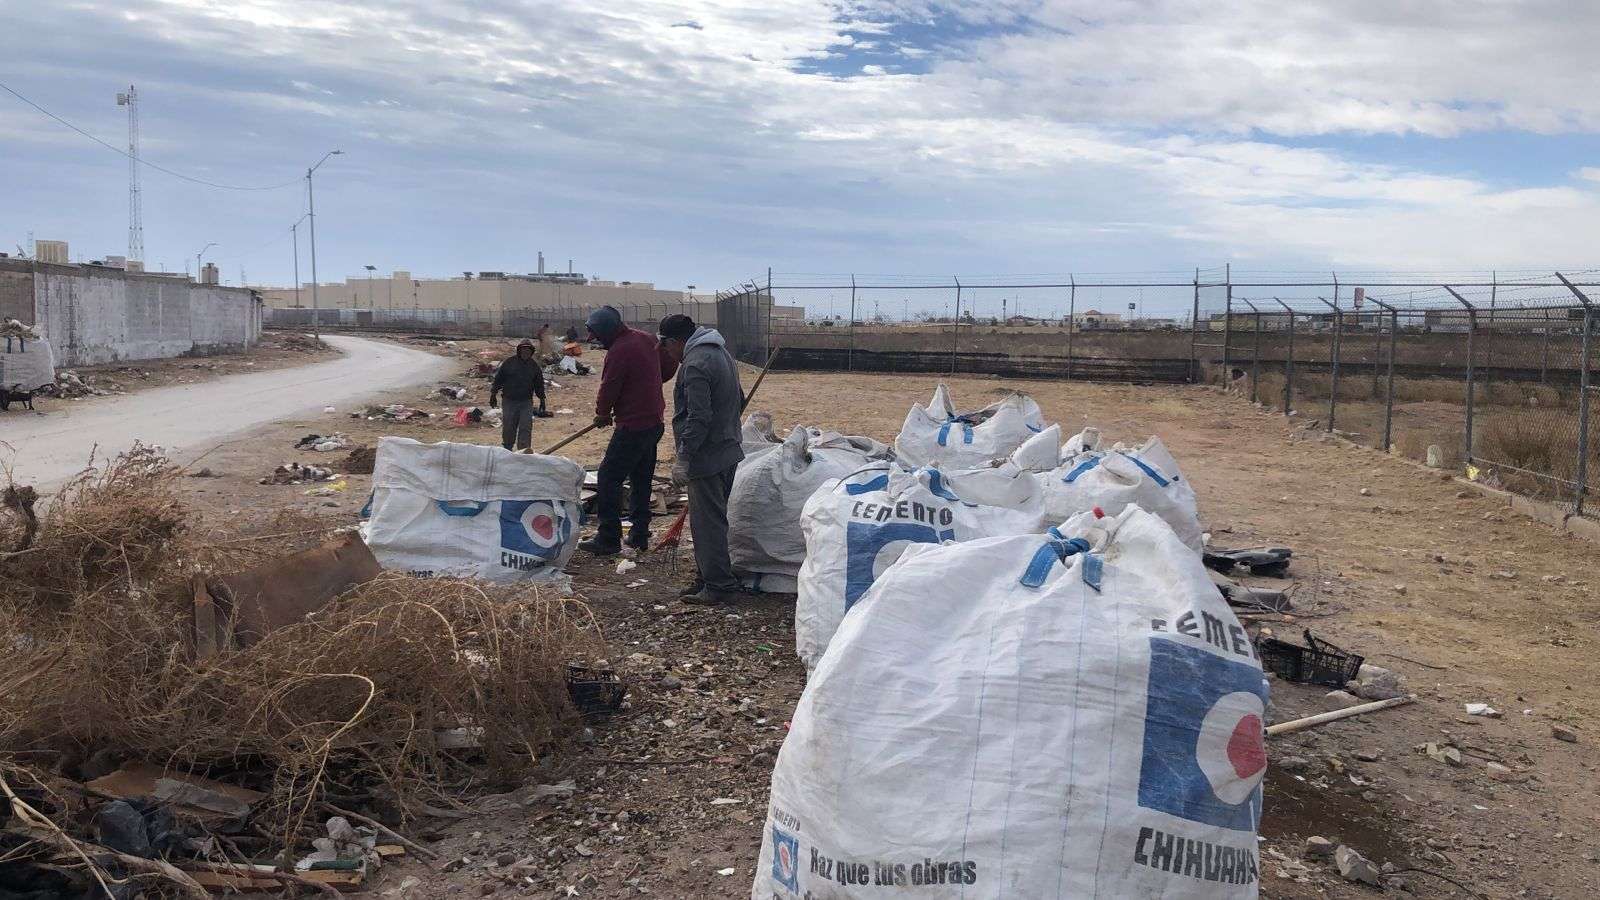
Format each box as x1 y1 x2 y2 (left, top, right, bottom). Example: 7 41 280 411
657 314 744 605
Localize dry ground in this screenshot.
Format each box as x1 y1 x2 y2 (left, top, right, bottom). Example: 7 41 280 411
137 337 1600 899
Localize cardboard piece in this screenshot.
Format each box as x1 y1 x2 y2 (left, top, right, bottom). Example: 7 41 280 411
194 532 381 656
87 763 265 823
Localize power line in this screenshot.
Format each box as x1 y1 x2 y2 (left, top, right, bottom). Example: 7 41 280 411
0 80 303 192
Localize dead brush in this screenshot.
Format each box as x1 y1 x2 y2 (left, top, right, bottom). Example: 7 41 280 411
0 447 602 861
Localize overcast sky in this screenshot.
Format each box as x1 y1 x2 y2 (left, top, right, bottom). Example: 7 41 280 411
4 0 1599 312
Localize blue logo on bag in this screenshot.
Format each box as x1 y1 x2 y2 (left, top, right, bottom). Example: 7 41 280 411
843 521 953 610
771 826 800 892
1137 638 1269 831
499 500 571 562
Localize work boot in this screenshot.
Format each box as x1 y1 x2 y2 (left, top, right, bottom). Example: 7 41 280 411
626 530 651 552
683 586 740 606
578 537 621 557
677 579 705 598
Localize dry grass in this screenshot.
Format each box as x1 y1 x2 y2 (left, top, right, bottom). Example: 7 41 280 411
0 447 599 850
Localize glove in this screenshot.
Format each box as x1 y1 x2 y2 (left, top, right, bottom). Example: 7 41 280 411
488 395 498 409
670 456 690 487
593 414 613 429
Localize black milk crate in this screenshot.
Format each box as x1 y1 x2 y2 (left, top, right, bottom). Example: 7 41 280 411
566 665 626 717
1256 630 1363 688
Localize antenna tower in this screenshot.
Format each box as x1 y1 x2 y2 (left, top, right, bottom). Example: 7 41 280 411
116 85 143 262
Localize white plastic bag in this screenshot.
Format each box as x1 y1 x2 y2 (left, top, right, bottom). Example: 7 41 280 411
892 383 1047 469
0 334 54 391
365 437 583 583
729 427 871 585
756 506 1268 899
1040 435 1204 552
794 463 1048 669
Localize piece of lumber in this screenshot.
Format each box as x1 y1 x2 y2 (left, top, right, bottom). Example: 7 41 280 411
1266 695 1415 737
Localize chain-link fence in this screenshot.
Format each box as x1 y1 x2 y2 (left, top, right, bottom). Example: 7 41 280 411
711 270 1598 519
264 300 708 339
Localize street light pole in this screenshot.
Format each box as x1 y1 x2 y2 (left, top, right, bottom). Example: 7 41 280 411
290 212 309 312
364 264 376 310
195 242 216 282
306 150 343 341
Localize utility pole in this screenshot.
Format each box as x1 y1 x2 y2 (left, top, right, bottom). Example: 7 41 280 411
116 86 143 263
307 150 343 340
195 242 215 281
291 213 309 309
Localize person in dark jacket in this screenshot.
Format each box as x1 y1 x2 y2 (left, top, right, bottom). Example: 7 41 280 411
658 314 745 605
579 306 675 555
489 339 546 451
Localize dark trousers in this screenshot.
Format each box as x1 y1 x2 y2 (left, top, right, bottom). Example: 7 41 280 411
501 399 534 451
688 463 738 591
594 424 663 548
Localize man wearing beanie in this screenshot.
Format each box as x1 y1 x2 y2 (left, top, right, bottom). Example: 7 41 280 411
657 313 744 605
488 339 545 451
580 305 673 556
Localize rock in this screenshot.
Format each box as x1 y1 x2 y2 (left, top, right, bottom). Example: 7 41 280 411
1335 845 1382 886
1485 762 1524 783
659 673 683 690
1421 742 1464 767
1393 583 1407 595
1305 836 1335 859
1355 664 1408 701
1275 754 1312 774
479 883 497 896
1553 724 1580 743
496 852 516 867
1354 748 1382 762
1359 487 1372 496
1464 702 1501 718
1426 445 1444 468
1455 490 1473 499
1325 690 1362 708
1492 569 1518 580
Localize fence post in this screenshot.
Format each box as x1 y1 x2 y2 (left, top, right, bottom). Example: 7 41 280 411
1068 274 1077 381
1277 299 1294 416
1319 296 1340 432
765 267 773 366
848 275 856 373
1443 286 1477 464
1556 273 1593 517
1371 299 1399 452
951 276 961 375
1222 280 1233 379
1188 270 1199 383
1240 299 1260 402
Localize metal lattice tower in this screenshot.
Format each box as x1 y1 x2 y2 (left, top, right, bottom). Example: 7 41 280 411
116 85 143 263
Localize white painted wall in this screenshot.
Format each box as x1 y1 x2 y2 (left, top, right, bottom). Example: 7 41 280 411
28 262 260 367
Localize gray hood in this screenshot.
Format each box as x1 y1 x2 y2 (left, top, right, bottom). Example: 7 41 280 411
685 326 726 352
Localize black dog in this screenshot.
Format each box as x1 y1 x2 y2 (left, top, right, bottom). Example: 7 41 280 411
0 389 34 411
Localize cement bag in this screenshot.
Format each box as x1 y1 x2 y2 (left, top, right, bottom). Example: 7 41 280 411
1009 422 1062 472
742 412 781 456
729 427 870 586
893 383 1047 469
793 463 1048 669
1063 425 1102 457
1040 436 1203 552
365 437 583 583
0 334 54 391
808 428 892 460
756 506 1268 899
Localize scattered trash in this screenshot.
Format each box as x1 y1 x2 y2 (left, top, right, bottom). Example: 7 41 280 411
616 558 637 574
261 462 336 484
89 762 266 823
1266 695 1414 737
437 383 470 401
1420 742 1464 767
355 403 431 421
1256 630 1364 688
324 405 338 413
556 406 574 414
567 666 625 717
1465 702 1502 718
709 797 742 806
296 432 353 451
451 406 486 426
717 867 737 876
192 532 383 655
1553 723 1580 743
343 445 378 474
1203 546 1292 577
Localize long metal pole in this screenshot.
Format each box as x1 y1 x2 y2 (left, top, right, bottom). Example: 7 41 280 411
1579 309 1593 518
307 169 321 341
1386 309 1398 451
291 223 301 310
848 274 856 373
1222 279 1233 380
1277 299 1295 416
1320 297 1340 432
1443 286 1477 464
1068 275 1077 380
951 276 961 375
1188 270 1200 383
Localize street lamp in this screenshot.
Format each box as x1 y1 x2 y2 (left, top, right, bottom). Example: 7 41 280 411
195 242 216 282
290 213 310 310
364 264 376 310
306 150 344 340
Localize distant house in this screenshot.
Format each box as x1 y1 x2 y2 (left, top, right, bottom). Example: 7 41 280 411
1074 309 1123 328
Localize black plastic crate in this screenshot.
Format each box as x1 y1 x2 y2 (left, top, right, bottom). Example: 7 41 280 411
566 665 626 717
1256 629 1363 688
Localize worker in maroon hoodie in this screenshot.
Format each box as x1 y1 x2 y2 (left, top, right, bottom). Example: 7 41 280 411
579 305 677 555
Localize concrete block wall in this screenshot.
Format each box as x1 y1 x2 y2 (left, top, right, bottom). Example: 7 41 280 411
1 259 261 367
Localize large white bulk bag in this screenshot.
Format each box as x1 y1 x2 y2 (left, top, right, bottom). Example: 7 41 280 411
728 427 871 585
365 437 583 583
756 506 1269 899
793 463 1048 669
1009 422 1062 472
893 383 1046 469
1040 436 1204 552
741 412 782 456
1 334 54 391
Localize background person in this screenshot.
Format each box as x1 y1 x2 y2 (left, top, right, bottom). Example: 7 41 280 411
579 306 674 555
657 314 744 605
488 339 545 451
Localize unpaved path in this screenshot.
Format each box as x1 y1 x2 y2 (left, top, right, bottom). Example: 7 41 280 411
1 334 454 492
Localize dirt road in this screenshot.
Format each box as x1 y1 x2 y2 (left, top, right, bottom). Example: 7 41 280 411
1 334 454 492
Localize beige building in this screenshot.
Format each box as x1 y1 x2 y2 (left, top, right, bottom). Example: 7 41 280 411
256 270 703 316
